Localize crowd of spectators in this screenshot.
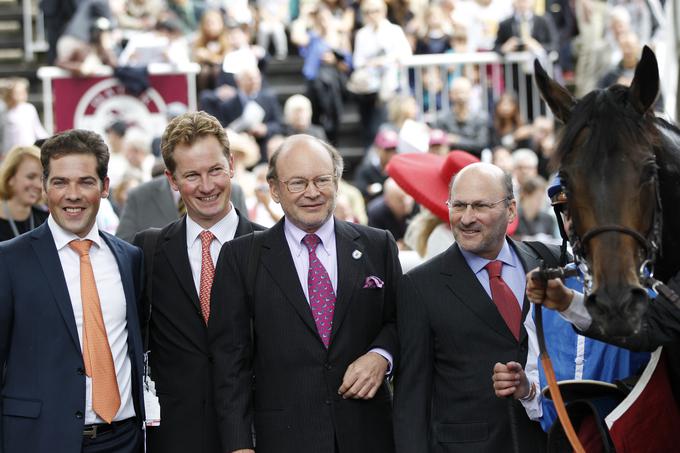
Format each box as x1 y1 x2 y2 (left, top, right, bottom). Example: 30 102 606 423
0 0 671 263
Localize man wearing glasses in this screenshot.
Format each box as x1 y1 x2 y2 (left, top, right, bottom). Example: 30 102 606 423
209 134 401 453
393 162 547 452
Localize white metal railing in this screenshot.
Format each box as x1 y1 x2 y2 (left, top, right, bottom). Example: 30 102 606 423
22 0 47 61
399 51 558 125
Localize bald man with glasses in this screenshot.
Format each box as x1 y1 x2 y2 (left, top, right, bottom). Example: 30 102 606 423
394 163 547 452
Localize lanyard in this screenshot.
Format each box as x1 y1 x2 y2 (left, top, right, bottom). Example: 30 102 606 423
2 200 34 238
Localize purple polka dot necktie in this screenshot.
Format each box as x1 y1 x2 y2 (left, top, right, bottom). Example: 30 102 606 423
303 234 336 348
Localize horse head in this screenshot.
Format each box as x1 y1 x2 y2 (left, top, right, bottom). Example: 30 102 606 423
535 46 662 337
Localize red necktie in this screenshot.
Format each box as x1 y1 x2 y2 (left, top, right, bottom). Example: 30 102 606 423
485 260 521 341
303 234 336 348
198 230 215 324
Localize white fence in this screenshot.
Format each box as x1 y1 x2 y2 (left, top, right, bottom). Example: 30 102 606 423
399 51 559 124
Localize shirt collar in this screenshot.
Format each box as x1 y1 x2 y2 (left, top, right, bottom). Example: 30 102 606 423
186 205 238 247
459 237 517 275
48 215 102 251
284 216 335 257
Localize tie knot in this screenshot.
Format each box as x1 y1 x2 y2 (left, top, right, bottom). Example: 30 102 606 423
69 239 93 256
302 234 321 252
485 260 503 279
199 230 215 246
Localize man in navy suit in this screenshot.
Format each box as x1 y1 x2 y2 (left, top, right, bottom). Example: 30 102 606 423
0 129 145 452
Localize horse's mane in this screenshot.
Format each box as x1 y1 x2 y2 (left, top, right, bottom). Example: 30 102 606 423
552 85 664 170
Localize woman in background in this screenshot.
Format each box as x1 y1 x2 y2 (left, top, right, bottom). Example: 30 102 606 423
0 145 48 241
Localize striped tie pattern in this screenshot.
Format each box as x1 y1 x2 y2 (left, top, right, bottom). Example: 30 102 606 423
303 234 336 348
69 239 121 423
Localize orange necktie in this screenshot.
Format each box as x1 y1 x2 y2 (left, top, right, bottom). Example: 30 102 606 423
69 239 121 424
198 230 216 323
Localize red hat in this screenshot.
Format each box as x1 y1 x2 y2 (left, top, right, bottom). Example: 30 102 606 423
386 151 519 235
374 129 399 150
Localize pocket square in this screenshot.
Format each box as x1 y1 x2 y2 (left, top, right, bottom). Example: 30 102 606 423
363 276 384 289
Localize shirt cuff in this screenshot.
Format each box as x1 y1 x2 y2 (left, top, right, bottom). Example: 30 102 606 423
369 348 393 375
558 291 592 331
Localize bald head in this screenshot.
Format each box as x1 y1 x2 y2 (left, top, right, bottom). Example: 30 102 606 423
450 163 512 200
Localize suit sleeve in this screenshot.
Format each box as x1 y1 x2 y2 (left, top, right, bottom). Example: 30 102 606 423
116 189 143 242
0 248 14 448
368 230 401 361
208 239 255 451
393 273 433 452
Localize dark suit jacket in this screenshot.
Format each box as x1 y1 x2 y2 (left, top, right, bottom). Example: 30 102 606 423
209 218 401 453
494 13 558 54
133 212 263 453
116 176 248 242
216 90 283 160
0 223 144 453
394 239 547 453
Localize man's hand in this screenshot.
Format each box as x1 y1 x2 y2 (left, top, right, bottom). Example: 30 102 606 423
492 361 530 399
338 352 388 400
526 267 574 312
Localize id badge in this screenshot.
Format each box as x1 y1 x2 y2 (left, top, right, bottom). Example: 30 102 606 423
143 351 161 427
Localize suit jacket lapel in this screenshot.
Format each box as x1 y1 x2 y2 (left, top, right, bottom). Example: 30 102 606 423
510 239 542 344
30 223 81 352
260 221 319 339
443 244 517 342
163 218 201 314
330 219 362 339
234 209 255 237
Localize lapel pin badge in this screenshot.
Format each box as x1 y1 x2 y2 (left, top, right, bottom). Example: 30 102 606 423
352 250 362 260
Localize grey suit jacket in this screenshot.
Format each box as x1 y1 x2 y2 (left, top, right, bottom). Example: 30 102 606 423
116 175 248 242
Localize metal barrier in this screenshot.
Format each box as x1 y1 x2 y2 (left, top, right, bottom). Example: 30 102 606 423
22 0 47 61
399 51 558 124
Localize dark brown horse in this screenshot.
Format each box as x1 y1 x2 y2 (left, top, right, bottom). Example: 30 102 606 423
534 46 680 338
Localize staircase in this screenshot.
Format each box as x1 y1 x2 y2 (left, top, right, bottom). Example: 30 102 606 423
266 56 365 178
0 0 46 114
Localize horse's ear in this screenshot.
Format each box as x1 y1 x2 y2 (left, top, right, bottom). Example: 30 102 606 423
534 59 575 124
629 46 659 114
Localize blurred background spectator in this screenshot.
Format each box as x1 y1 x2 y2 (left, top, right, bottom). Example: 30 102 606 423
192 9 230 91
0 145 48 242
1 78 47 157
513 174 557 241
367 177 416 247
282 94 327 139
256 0 289 60
353 128 398 200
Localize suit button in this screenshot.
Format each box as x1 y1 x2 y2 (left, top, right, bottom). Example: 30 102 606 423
75 411 83 419
77 367 85 375
325 399 332 405
324 363 332 370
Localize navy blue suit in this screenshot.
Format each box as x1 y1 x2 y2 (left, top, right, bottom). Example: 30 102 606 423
0 222 145 453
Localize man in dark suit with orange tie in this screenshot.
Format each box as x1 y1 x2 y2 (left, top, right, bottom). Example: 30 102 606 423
0 129 145 452
133 111 263 453
209 134 400 453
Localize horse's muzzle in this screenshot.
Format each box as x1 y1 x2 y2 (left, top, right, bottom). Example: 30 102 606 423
585 286 649 337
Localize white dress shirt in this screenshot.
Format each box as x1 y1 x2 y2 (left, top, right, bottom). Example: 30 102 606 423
48 216 135 424
186 207 239 294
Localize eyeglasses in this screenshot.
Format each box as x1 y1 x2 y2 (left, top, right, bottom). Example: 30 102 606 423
445 197 510 214
279 174 336 193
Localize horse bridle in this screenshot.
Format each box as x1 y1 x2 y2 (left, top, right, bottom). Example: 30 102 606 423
567 166 664 290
